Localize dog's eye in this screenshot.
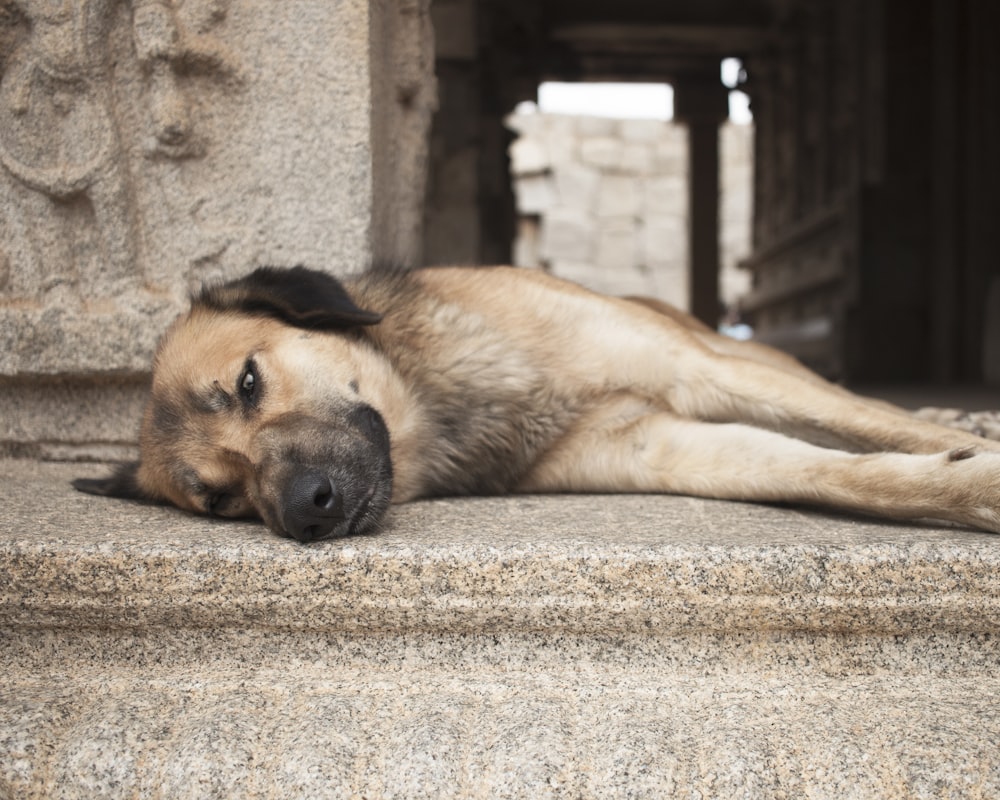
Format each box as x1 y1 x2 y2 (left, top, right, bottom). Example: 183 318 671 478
238 360 259 405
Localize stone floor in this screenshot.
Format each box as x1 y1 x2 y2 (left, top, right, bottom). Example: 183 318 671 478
2 459 1000 798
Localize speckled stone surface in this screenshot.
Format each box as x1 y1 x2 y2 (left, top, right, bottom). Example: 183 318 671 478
3 460 1000 798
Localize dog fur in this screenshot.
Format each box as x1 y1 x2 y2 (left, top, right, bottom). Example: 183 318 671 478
75 265 1000 541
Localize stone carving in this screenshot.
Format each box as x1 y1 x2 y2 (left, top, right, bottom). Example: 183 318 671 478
0 0 436 456
0 0 436 390
0 0 235 297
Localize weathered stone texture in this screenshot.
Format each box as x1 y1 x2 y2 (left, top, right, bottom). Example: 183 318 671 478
509 137 551 176
0 0 435 362
579 135 624 171
509 112 752 311
595 175 640 219
0 375 146 460
512 174 556 216
539 206 593 264
0 0 436 453
3 460 1000 797
643 174 687 217
552 163 601 212
720 120 754 302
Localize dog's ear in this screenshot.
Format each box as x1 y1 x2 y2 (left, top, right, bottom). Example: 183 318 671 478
73 462 147 501
197 266 382 329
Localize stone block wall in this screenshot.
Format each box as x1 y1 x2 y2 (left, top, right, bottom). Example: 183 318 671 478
507 112 753 312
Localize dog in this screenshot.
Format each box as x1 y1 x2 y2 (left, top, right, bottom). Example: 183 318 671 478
75 265 1000 541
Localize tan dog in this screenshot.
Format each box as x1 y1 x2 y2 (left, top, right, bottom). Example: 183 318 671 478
76 265 1000 541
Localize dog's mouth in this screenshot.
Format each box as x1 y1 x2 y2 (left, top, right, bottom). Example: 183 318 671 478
327 480 391 541
344 486 379 536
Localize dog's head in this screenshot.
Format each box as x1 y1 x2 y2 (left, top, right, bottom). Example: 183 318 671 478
74 267 395 542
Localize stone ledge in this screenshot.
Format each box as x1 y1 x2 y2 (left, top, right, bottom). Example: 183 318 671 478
6 462 1000 636
3 460 1000 798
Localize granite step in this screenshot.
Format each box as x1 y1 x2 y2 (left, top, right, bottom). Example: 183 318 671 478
2 459 1000 798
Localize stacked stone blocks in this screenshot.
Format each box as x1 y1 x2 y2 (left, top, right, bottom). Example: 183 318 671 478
508 112 753 313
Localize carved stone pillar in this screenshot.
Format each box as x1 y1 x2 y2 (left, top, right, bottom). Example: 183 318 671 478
0 0 436 457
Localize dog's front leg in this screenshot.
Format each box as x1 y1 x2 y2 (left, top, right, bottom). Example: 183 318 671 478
521 410 1000 534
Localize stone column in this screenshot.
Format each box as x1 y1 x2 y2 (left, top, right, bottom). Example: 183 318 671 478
673 74 729 327
0 0 436 458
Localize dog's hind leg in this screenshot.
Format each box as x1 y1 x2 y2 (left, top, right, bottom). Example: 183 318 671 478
584 306 997 456
535 285 995 457
656 350 1000 457
520 408 1000 534
533 285 992 457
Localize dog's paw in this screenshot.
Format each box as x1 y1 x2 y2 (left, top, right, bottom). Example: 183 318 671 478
948 450 1000 533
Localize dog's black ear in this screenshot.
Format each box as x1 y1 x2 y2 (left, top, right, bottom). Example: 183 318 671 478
73 462 146 500
197 266 382 329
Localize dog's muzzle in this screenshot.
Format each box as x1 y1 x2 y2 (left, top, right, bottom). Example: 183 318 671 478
258 403 393 541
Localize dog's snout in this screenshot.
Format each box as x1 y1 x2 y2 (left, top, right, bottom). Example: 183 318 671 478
282 469 345 542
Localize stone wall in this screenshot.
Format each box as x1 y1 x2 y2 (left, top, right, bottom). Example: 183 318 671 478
0 0 436 458
507 112 753 312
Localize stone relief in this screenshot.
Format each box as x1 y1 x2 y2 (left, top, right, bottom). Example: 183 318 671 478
0 0 436 381
0 0 237 299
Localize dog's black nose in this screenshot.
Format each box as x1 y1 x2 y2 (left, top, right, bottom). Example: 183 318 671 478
282 470 345 542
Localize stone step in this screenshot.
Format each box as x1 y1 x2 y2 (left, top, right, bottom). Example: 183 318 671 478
2 460 1000 798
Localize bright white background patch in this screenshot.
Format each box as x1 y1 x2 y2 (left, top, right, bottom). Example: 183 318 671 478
517 62 752 125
